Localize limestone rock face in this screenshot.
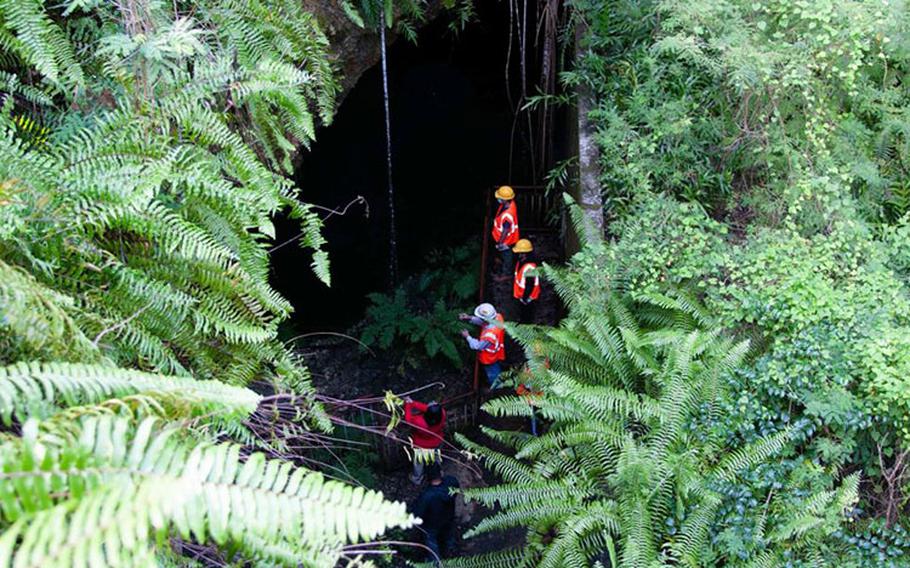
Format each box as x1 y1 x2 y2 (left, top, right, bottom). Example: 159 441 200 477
302 0 444 103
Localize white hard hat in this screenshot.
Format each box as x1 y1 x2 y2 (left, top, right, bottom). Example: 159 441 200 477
474 303 497 320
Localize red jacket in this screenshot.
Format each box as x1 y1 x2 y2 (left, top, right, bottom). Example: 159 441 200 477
404 401 446 449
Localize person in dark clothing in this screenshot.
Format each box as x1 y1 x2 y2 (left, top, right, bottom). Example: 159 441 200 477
413 462 460 563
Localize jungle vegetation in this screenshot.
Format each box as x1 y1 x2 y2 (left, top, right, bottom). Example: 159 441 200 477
1 0 910 567
0 0 414 566
451 0 910 566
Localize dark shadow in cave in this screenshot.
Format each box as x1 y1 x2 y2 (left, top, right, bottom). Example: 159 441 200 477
271 2 550 332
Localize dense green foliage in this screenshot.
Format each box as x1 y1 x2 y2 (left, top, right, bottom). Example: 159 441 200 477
360 243 478 367
5 0 910 565
451 231 860 567
569 0 907 219
0 363 415 567
467 0 910 564
0 1 417 565
0 0 335 390
449 0 910 564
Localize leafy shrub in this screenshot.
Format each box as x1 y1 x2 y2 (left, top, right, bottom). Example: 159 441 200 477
593 190 910 559
361 289 464 367
607 189 910 445
452 229 859 567
712 221 910 454
834 520 910 567
860 330 910 440
605 194 729 294
572 0 902 220
360 243 478 368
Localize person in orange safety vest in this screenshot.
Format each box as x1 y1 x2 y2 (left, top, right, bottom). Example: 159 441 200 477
516 382 543 436
516 340 549 436
512 238 540 323
491 186 519 281
459 302 506 388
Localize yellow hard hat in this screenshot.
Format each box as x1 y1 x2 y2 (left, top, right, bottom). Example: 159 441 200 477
512 239 533 253
495 186 515 200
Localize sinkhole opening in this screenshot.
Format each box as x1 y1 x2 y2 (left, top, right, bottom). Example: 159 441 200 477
271 2 568 332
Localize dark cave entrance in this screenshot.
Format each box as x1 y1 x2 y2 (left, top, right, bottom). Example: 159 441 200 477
271 2 568 332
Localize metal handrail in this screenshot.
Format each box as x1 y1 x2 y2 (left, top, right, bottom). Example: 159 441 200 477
471 187 493 398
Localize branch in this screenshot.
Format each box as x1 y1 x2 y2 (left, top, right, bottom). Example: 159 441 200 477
92 306 149 347
284 331 376 356
268 196 369 254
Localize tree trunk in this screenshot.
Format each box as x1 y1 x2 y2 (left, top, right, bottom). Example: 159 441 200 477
568 18 604 253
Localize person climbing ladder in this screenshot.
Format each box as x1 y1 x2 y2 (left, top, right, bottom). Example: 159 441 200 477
491 186 519 282
459 303 506 389
512 238 541 323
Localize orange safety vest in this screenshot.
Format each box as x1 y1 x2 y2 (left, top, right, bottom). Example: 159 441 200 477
513 261 540 301
516 383 543 401
478 314 506 365
492 201 519 246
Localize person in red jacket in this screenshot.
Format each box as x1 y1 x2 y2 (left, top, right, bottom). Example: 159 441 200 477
403 397 446 484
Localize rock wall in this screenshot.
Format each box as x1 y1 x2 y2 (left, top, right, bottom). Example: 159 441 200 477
303 0 444 104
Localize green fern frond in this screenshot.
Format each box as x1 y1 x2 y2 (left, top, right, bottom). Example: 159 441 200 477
0 361 260 425
436 548 533 568
0 417 417 565
666 494 721 564
709 429 792 484
0 260 99 363
549 371 662 421
464 501 581 538
538 501 620 568
456 433 535 484
459 479 593 510
0 0 84 87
